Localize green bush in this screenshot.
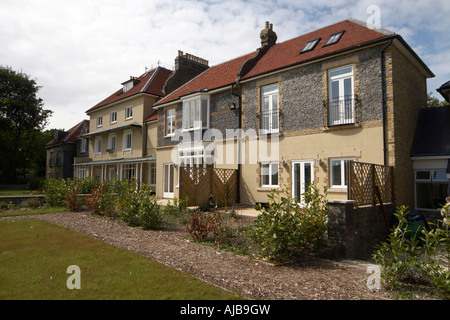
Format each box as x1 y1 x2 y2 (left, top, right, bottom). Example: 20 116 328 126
248 184 329 261
373 205 450 299
42 178 68 207
117 180 163 229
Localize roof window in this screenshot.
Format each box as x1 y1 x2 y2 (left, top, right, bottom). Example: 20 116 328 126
324 31 345 47
300 38 321 54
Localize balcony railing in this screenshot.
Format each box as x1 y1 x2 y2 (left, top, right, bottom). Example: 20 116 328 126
260 109 279 134
327 95 356 126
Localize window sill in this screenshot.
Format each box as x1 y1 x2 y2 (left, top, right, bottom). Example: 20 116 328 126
329 186 347 192
257 186 280 191
323 122 359 131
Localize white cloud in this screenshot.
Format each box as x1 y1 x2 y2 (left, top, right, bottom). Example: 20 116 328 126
0 0 449 130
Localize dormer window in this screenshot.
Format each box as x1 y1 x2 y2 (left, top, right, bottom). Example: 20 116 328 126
324 31 344 47
300 38 320 54
122 77 139 93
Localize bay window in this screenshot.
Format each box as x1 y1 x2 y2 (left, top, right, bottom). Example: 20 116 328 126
182 95 209 130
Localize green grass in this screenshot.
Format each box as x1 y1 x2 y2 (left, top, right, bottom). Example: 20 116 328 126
0 219 242 300
0 206 67 217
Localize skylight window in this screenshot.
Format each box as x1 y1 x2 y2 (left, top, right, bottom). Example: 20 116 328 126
300 38 321 54
324 31 345 46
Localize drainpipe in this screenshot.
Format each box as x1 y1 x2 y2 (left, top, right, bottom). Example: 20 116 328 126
381 37 394 167
231 82 242 204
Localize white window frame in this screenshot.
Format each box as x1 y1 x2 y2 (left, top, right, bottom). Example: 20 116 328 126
292 160 314 204
328 65 354 126
414 169 449 210
125 106 133 120
110 111 117 124
94 137 102 155
260 161 279 188
330 158 354 188
260 84 279 135
123 130 132 151
96 116 103 127
76 166 87 179
107 134 116 152
122 164 136 180
165 108 176 137
80 138 87 153
182 94 210 131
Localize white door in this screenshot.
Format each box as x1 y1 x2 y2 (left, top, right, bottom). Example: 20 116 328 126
292 161 314 204
163 163 174 199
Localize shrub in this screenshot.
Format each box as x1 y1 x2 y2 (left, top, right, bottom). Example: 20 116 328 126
248 184 329 261
21 197 42 209
42 178 68 207
373 205 450 299
186 209 224 242
117 180 163 229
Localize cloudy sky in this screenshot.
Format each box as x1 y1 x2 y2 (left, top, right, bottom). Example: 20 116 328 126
1 0 449 130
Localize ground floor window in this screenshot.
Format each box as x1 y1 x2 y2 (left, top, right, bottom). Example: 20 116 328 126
261 162 279 188
415 169 449 210
330 158 353 188
75 166 86 178
122 164 136 180
148 162 156 185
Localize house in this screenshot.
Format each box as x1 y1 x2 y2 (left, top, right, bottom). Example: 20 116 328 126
152 18 434 208
411 80 450 213
74 52 209 191
46 119 90 179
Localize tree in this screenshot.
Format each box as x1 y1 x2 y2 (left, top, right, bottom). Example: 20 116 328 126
0 66 53 183
427 92 450 107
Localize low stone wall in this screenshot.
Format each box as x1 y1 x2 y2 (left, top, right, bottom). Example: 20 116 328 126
327 200 394 260
0 195 45 206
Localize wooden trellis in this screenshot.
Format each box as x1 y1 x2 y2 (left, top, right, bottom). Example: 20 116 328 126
180 167 238 207
347 161 394 207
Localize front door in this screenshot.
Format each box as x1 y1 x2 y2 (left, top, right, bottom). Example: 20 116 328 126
292 161 314 204
163 163 174 199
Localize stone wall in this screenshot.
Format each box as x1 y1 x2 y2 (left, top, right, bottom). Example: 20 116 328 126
327 200 394 259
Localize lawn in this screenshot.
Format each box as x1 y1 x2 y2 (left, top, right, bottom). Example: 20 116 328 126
0 218 242 300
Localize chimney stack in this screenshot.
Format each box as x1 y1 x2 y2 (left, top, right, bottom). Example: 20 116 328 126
260 21 277 47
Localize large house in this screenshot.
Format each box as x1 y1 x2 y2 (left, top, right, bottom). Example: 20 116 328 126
73 52 209 192
152 18 433 208
74 18 434 209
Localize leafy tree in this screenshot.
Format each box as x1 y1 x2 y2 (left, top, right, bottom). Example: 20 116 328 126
0 66 53 183
427 92 449 107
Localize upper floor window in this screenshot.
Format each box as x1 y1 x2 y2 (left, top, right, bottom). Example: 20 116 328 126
300 38 320 54
125 106 133 120
182 95 209 131
110 111 117 124
123 130 132 151
165 108 175 136
94 137 102 155
107 134 116 152
80 138 87 153
328 65 354 126
260 84 279 134
97 116 103 127
324 31 344 46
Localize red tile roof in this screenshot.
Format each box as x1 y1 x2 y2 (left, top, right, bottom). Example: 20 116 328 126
46 119 90 146
144 110 158 123
155 19 392 107
86 67 173 113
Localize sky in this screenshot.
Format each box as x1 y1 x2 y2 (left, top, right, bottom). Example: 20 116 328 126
1 0 449 131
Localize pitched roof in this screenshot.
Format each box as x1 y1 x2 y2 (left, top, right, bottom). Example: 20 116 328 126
86 66 173 113
411 106 450 156
154 19 395 107
46 119 90 147
155 52 255 106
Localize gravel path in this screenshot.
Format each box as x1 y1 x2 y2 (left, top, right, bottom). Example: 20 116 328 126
2 211 394 300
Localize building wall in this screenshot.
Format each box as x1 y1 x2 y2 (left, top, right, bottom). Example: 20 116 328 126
385 45 428 207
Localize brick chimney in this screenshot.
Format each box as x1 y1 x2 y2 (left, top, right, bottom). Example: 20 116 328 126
163 51 209 95
260 21 277 47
